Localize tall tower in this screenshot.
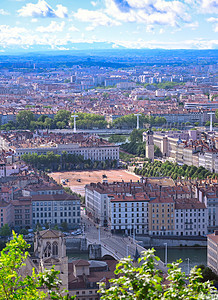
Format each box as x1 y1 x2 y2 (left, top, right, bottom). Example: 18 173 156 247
145 129 154 161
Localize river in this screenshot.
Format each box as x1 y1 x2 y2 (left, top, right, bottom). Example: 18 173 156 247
154 247 207 274
67 247 207 274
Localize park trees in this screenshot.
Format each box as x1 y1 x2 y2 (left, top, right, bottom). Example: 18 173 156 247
99 249 215 300
112 114 166 129
75 112 107 129
54 110 71 128
16 110 35 129
135 161 217 179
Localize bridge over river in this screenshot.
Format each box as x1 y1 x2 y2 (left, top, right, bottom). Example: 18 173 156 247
82 214 167 273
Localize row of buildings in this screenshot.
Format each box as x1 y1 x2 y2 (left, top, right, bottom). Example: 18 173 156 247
85 178 218 236
149 129 218 172
0 174 81 231
0 131 119 162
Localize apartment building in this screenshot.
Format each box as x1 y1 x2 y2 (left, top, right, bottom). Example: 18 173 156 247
0 200 13 228
110 193 149 235
148 197 175 236
197 185 218 234
12 197 32 229
86 180 208 236
85 183 110 226
207 231 218 275
175 199 207 236
151 130 218 173
32 193 80 228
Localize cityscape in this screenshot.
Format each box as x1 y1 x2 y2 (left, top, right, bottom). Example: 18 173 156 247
0 0 218 299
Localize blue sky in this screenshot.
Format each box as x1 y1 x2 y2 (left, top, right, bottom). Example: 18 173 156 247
0 0 217 51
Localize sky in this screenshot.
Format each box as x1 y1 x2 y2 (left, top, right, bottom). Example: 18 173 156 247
0 0 217 51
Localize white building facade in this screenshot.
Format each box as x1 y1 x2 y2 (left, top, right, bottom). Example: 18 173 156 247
110 194 149 235
174 202 207 236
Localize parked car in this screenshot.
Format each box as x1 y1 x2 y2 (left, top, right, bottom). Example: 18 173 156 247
63 232 70 236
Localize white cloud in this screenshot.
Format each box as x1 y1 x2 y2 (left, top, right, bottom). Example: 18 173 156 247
207 17 218 32
113 38 218 49
0 23 217 50
69 25 79 32
91 1 98 7
36 21 65 33
0 9 10 15
0 24 99 49
74 8 121 30
18 0 68 18
146 25 154 33
207 17 218 23
185 21 199 29
201 0 218 14
104 0 191 27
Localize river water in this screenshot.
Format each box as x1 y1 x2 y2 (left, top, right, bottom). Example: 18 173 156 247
154 247 207 274
67 247 207 275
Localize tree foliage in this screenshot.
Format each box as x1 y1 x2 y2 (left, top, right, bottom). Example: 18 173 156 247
144 81 185 90
113 114 166 129
16 110 35 129
22 151 118 172
135 160 217 179
0 223 11 237
108 134 127 143
0 231 75 299
99 249 215 300
120 129 162 158
73 112 107 129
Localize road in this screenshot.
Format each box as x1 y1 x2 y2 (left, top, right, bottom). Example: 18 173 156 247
47 128 132 135
81 211 167 273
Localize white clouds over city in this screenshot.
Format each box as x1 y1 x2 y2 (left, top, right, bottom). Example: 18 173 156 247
0 0 216 50
18 0 68 18
36 21 65 33
74 9 121 31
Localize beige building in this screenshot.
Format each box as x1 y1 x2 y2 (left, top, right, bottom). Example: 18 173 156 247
207 231 218 275
148 197 175 236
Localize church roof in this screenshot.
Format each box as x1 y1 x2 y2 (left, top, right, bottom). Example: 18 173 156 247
73 259 90 267
38 229 64 239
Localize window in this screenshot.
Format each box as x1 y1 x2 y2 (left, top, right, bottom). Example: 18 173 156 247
52 242 58 256
44 242 51 258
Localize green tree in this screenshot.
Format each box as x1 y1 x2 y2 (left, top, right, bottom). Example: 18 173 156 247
0 231 75 299
61 222 68 232
19 228 29 235
54 110 71 127
198 265 218 285
130 129 144 143
16 110 35 129
0 224 11 237
99 249 215 299
108 134 126 143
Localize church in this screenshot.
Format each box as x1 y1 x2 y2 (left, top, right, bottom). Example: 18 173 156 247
21 229 117 299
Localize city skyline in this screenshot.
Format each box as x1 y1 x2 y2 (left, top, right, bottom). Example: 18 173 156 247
0 0 217 52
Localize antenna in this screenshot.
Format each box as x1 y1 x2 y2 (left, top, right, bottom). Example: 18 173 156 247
71 115 78 133
207 112 215 132
134 114 141 130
